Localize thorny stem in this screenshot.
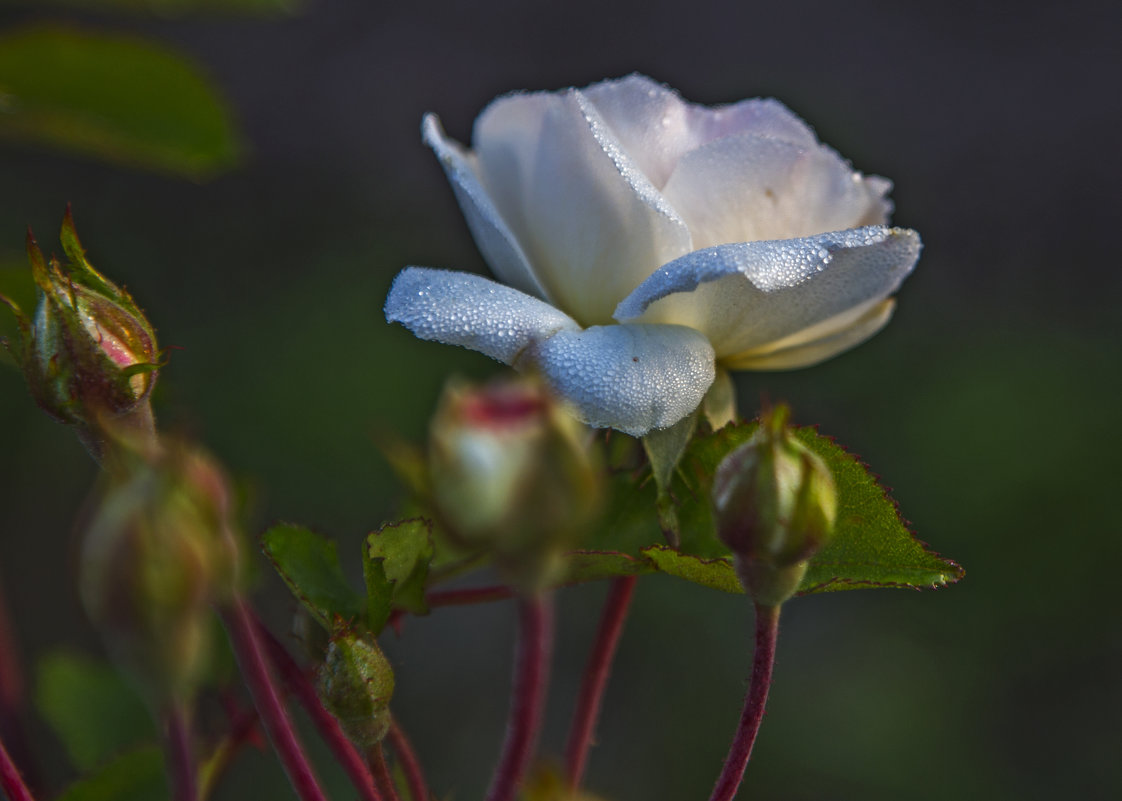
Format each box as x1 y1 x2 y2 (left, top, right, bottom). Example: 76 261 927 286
253 615 382 801
564 575 638 791
367 746 401 801
220 597 328 801
387 718 430 801
707 603 781 801
0 736 34 801
163 704 198 801
485 593 554 801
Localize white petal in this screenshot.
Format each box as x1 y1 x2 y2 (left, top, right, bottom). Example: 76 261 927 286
614 227 920 359
384 267 579 365
583 75 818 188
473 87 692 326
661 133 892 249
422 114 550 300
724 299 896 369
527 323 715 437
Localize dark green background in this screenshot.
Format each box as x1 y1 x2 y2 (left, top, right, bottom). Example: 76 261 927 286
1 0 1119 798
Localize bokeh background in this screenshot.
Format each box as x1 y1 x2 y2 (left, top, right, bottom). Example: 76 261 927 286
1 0 1119 799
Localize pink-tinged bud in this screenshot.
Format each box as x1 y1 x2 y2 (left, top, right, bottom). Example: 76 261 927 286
316 629 395 750
428 375 601 593
79 441 242 705
1 209 159 450
712 406 837 606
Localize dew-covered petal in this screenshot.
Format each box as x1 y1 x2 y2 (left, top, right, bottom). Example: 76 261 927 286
723 298 896 370
661 133 892 249
473 88 692 326
385 267 579 365
614 227 919 359
527 323 715 436
583 74 818 189
422 114 550 300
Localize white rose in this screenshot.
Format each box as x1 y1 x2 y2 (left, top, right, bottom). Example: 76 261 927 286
385 74 920 436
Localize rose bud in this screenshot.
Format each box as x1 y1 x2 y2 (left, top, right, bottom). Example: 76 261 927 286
315 629 395 751
712 405 837 606
1 208 159 457
428 375 601 594
79 442 242 705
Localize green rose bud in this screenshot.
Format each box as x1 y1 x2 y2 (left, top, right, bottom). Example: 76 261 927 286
315 629 395 751
79 441 242 705
1 208 159 455
428 375 601 594
712 406 837 606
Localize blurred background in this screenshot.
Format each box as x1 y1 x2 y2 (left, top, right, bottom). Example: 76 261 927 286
0 0 1119 798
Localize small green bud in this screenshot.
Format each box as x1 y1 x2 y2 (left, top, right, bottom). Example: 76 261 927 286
1 209 159 448
315 629 395 750
712 406 837 606
79 441 242 705
428 375 601 594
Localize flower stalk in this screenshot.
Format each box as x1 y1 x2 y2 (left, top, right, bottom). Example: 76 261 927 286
0 736 35 801
707 603 780 801
163 704 198 801
220 597 328 801
387 719 430 801
564 574 638 790
485 593 554 801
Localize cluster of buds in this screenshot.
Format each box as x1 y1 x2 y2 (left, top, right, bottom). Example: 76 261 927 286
1 208 160 456
712 406 838 607
428 375 601 594
80 440 242 706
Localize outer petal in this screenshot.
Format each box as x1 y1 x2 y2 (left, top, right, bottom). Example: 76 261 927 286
723 298 896 369
384 267 579 365
528 323 715 436
614 226 919 360
661 132 891 249
473 87 693 326
583 74 818 188
422 114 551 300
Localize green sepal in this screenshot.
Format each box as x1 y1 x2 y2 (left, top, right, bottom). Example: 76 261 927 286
260 523 364 629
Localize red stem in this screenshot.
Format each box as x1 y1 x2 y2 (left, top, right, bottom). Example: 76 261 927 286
564 575 637 791
387 719 430 801
220 598 328 801
0 737 34 801
707 604 781 801
485 594 553 801
0 578 37 793
163 705 197 801
253 616 382 801
367 746 401 801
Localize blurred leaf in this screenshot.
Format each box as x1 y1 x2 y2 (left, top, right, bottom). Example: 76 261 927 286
12 0 299 15
261 523 364 629
364 518 435 632
35 651 155 772
0 26 242 178
563 550 652 584
55 746 166 801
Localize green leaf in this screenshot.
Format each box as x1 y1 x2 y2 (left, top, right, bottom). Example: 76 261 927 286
670 422 963 594
261 523 364 628
563 550 653 584
641 545 741 594
791 427 964 592
56 746 166 801
0 26 242 179
36 651 156 772
364 518 435 632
